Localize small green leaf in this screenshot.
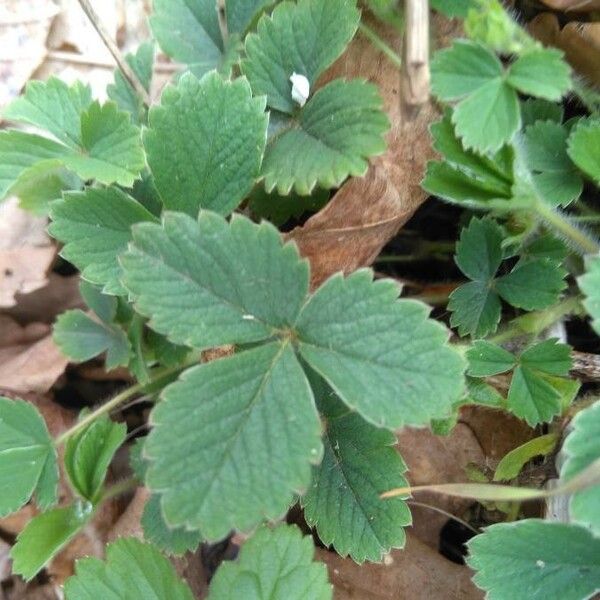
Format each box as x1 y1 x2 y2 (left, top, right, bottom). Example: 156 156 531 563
579 255 600 335
519 339 572 376
150 0 223 77
520 98 563 128
454 217 503 281
302 375 410 563
448 280 502 339
53 310 131 370
561 399 600 535
64 415 127 503
61 101 145 188
121 211 309 351
141 494 202 556
465 377 505 408
261 80 389 194
507 48 572 101
467 341 515 377
145 71 267 216
493 433 558 481
518 234 567 266
79 281 118 324
567 118 600 185
64 537 195 600
430 40 502 101
207 525 332 600
297 270 465 428
249 186 329 226
11 504 92 581
49 186 158 295
241 0 360 113
430 0 476 18
3 77 92 148
467 520 600 600
145 343 322 539
0 397 58 516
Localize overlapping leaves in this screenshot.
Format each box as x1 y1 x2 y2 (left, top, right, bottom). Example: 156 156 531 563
120 210 464 541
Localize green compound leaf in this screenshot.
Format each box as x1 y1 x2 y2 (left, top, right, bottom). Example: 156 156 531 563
61 101 145 187
145 71 267 217
107 42 154 125
49 186 158 295
561 399 600 535
241 0 360 114
467 520 600 600
0 397 58 517
150 0 223 77
207 525 332 600
567 117 600 185
53 310 131 371
467 341 516 377
121 211 309 351
145 343 322 539
141 494 202 556
579 255 600 335
11 503 92 581
3 77 92 148
64 537 195 600
296 270 465 429
302 375 410 563
261 79 389 195
507 48 572 101
522 120 582 206
64 415 127 503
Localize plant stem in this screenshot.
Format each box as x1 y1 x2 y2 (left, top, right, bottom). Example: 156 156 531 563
101 477 139 502
358 22 402 69
76 0 151 106
534 200 600 255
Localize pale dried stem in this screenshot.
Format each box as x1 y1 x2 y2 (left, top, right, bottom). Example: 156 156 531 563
402 0 430 106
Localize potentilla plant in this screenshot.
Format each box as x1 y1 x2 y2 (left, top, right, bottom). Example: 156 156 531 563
1 0 599 598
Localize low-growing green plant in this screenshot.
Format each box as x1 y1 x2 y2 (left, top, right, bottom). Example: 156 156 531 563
2 0 600 597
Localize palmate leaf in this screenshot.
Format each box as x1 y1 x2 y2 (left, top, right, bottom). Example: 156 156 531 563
467 520 600 600
560 399 600 535
64 537 194 600
145 342 322 539
11 503 92 581
144 71 267 216
207 525 332 600
0 397 58 517
241 0 360 114
302 375 411 562
261 80 389 194
49 186 158 295
567 118 600 185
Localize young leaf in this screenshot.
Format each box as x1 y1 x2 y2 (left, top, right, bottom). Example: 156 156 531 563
296 270 465 428
141 494 202 556
567 118 600 185
120 211 309 351
493 433 558 481
467 520 600 600
11 503 92 581
64 415 127 503
507 48 572 101
3 78 92 148
145 343 322 539
64 537 195 600
53 310 131 370
262 80 389 194
60 101 145 187
466 341 516 377
49 186 158 295
144 72 267 216
150 0 224 77
518 234 568 266
560 400 600 535
241 0 360 113
522 120 582 206
207 525 332 600
579 256 600 335
0 397 58 516
302 376 411 563
520 98 563 128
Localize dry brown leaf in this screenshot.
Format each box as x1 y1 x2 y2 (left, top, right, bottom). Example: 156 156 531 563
317 535 482 599
538 0 600 10
529 13 600 87
286 15 460 287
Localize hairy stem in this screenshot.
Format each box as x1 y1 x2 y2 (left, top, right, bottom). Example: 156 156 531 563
76 0 151 105
358 22 403 69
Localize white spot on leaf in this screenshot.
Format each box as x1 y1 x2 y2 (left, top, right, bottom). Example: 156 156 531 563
290 72 310 107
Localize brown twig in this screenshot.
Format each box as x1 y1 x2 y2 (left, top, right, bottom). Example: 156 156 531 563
402 0 430 106
75 0 151 106
570 351 600 382
47 50 180 74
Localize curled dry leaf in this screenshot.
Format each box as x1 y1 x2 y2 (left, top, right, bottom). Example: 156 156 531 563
529 13 600 88
286 15 460 287
317 535 482 599
538 0 600 11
